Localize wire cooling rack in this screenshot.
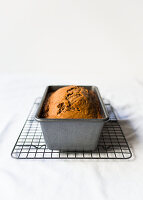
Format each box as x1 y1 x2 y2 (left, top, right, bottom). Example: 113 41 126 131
11 98 132 159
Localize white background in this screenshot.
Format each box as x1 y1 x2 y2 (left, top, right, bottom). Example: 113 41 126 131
0 1 143 200
0 0 143 80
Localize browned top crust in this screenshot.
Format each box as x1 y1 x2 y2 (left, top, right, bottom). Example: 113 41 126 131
43 86 102 119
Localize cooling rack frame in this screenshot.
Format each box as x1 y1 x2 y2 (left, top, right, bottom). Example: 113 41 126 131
11 98 132 160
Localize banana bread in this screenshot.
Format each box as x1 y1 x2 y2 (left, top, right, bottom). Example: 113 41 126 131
43 86 102 119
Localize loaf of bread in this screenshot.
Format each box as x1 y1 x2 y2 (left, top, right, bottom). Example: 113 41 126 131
43 86 102 119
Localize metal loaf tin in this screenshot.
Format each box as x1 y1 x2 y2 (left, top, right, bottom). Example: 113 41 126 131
35 85 109 151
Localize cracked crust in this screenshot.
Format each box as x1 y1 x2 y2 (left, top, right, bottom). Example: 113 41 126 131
43 86 102 119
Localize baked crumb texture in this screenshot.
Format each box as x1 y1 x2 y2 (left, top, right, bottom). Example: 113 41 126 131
43 86 102 119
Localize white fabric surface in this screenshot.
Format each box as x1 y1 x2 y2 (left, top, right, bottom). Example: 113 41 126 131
0 74 143 200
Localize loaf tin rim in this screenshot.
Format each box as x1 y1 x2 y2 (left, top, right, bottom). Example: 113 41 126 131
35 85 109 122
